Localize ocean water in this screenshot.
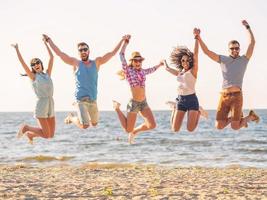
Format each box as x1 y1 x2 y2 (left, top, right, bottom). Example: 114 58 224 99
0 110 266 168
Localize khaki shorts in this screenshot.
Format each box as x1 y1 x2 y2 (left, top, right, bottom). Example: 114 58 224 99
76 98 99 125
216 91 243 121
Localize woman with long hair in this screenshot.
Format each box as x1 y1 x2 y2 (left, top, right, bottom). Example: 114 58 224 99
165 28 208 133
11 36 55 144
113 35 164 144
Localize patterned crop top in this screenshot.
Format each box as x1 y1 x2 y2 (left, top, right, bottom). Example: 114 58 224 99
120 53 158 88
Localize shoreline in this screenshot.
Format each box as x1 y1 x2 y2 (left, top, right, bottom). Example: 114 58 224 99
1 163 266 199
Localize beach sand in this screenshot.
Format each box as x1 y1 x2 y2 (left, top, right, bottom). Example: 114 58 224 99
0 163 266 199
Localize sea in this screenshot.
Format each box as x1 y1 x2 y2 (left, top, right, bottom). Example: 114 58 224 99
0 110 266 168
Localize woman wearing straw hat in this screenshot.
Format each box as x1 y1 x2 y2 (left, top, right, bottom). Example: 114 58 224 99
165 28 208 133
113 35 164 144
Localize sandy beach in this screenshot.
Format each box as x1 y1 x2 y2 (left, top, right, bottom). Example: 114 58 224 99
0 163 266 200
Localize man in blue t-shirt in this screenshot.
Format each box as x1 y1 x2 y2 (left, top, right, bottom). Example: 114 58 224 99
195 20 259 130
43 34 126 129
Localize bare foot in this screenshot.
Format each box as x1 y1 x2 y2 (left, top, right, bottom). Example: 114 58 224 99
112 100 121 110
249 110 260 123
26 132 33 145
166 101 176 109
17 124 27 138
128 133 136 144
64 113 74 124
199 106 208 119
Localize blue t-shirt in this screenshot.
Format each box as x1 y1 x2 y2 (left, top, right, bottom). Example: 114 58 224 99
74 60 98 101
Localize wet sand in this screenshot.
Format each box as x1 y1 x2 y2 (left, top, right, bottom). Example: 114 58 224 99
0 163 266 199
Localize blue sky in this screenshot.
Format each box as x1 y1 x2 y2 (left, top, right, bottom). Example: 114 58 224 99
1 0 267 111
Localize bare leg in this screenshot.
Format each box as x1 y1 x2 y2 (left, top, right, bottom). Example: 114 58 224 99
171 110 186 132
64 113 89 129
166 101 176 126
187 110 200 132
113 100 137 133
19 118 52 144
129 107 156 144
47 117 55 138
215 118 232 129
231 110 260 130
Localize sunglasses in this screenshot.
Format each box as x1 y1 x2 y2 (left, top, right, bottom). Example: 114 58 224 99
78 48 89 52
133 59 143 63
230 47 240 51
31 60 41 67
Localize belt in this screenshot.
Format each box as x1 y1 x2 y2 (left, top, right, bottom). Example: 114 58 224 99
221 91 242 96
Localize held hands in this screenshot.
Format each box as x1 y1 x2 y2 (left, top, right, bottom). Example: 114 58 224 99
42 34 50 42
123 34 131 44
193 28 200 39
11 43 18 49
158 60 165 67
242 20 250 29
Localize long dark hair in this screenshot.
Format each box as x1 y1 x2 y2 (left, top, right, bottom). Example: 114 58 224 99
170 46 194 71
21 58 44 76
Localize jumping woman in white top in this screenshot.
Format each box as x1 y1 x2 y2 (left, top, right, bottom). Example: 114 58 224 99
165 28 207 132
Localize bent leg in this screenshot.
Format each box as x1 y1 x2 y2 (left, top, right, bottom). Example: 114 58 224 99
132 107 156 135
113 100 137 133
187 110 200 132
47 117 55 138
171 110 186 132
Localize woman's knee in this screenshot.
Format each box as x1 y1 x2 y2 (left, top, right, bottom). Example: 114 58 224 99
187 125 196 132
147 122 156 130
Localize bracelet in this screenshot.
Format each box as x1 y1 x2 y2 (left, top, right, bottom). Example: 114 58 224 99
245 25 250 29
46 37 50 42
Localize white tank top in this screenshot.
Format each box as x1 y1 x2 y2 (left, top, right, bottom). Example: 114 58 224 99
177 70 196 95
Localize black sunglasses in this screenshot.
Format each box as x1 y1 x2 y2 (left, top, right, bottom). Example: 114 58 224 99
31 60 41 67
78 48 89 52
230 47 240 51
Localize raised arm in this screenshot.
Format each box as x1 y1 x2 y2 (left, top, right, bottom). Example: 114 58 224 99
95 36 126 69
196 30 220 63
11 44 35 80
43 38 54 76
43 34 78 67
191 28 199 78
143 60 164 75
242 20 255 59
119 35 131 69
164 60 179 76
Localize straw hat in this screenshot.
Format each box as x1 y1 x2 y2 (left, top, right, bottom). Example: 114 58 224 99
129 51 145 61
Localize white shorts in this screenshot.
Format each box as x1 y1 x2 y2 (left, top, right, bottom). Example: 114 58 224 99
34 97 55 118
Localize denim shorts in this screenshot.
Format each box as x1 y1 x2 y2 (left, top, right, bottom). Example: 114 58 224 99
127 99 148 113
34 97 55 118
76 97 99 125
176 93 199 112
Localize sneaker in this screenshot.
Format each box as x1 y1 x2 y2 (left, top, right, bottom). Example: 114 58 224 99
249 110 260 123
64 113 74 124
17 124 26 138
241 112 248 128
165 101 176 109
199 106 208 119
112 100 121 110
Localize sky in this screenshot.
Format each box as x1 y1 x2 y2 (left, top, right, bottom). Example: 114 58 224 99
1 0 267 111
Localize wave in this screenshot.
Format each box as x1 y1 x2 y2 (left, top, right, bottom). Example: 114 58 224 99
20 155 75 162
